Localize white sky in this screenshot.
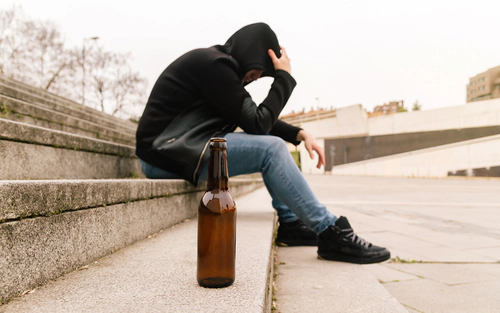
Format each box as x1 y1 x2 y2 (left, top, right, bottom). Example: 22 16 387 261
4 0 500 116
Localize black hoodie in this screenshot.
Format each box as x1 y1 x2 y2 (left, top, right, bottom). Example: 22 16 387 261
136 23 301 185
218 23 280 78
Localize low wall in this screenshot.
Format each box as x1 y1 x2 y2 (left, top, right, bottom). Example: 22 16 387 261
324 125 500 170
297 99 500 176
330 134 500 178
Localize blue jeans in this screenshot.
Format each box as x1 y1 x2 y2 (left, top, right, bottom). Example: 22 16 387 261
139 133 337 233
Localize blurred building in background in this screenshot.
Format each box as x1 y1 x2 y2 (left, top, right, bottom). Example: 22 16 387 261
466 65 500 102
370 100 405 117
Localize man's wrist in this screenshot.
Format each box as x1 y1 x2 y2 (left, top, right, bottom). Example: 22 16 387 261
296 129 305 142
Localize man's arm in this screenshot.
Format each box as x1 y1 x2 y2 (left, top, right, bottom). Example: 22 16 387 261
201 47 296 135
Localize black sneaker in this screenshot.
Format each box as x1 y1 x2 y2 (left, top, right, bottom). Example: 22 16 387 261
275 219 318 247
317 216 390 264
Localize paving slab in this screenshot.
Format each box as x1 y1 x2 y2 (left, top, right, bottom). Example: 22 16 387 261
383 247 438 262
404 229 500 250
383 278 500 313
275 247 406 313
413 245 497 263
384 263 500 285
363 264 419 284
468 246 500 259
0 187 275 313
294 174 500 313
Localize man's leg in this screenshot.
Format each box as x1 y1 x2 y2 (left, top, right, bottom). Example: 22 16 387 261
141 133 319 246
224 133 337 234
139 135 329 230
224 133 390 263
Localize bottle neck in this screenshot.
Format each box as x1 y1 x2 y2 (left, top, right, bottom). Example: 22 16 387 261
207 148 229 191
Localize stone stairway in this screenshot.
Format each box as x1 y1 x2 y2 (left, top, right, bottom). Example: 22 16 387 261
0 187 274 313
0 73 137 132
0 75 406 312
0 74 265 308
0 90 135 145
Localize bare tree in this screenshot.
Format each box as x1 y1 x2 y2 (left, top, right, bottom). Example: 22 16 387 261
87 47 147 116
0 6 25 76
0 6 147 118
0 6 74 94
412 100 422 111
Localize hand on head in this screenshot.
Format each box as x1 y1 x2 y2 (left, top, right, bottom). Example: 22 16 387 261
268 46 291 74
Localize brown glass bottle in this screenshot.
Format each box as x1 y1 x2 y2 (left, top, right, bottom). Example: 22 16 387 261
197 138 236 288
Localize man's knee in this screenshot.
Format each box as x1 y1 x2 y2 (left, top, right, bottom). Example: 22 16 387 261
266 136 289 156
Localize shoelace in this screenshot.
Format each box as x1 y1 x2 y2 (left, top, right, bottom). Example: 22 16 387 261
344 229 371 248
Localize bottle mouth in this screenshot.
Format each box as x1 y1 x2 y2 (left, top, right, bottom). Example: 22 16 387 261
210 137 227 149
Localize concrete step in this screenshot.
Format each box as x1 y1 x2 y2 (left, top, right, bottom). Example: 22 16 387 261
0 82 137 132
0 180 267 310
0 118 141 180
0 83 137 135
0 73 138 130
0 94 136 145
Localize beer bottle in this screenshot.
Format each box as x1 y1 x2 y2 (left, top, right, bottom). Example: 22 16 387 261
197 138 236 288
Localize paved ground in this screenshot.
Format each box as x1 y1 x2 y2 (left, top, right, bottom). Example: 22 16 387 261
275 175 500 313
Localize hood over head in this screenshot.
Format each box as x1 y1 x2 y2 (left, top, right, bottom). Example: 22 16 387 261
217 23 281 79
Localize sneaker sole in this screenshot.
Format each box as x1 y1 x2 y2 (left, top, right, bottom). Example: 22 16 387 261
275 239 318 247
317 252 391 264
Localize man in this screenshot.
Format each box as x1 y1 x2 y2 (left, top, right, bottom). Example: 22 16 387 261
136 23 390 264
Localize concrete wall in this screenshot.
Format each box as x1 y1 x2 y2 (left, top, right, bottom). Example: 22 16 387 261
296 98 500 176
300 104 368 139
368 98 500 136
299 98 500 140
330 134 500 178
297 105 367 174
324 126 500 170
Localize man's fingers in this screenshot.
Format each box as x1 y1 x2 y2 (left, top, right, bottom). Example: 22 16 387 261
305 144 314 159
268 46 291 73
319 153 326 166
313 144 325 168
268 49 277 61
316 156 325 169
280 46 287 56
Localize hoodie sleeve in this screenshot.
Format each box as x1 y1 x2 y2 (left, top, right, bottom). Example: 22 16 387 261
270 120 302 145
201 59 297 140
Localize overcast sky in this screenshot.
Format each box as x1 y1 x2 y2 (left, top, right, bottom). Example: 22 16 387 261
4 1 500 116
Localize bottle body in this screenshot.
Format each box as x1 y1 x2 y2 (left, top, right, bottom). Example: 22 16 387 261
197 138 236 288
197 190 236 288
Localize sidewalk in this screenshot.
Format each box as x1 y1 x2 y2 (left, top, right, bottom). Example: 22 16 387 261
275 175 500 313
